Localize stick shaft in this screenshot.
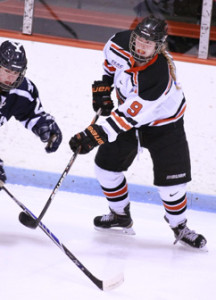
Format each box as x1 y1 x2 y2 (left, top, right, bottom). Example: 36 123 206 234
30 108 102 226
34 150 79 225
2 186 104 289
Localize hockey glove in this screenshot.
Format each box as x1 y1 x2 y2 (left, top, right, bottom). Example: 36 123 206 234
69 124 108 154
32 115 62 153
92 80 114 116
0 159 6 189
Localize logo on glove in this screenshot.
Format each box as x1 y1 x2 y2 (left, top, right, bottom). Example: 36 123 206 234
87 125 105 145
92 86 111 93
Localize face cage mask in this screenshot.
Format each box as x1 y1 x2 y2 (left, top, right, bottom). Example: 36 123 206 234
0 69 26 92
129 31 163 63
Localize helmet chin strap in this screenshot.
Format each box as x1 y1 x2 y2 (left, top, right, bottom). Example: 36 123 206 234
133 49 158 64
132 40 162 65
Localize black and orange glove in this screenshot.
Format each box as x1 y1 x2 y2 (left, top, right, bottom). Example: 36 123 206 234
92 80 114 116
69 124 108 154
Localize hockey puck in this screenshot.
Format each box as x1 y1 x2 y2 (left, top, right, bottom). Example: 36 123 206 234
19 212 37 229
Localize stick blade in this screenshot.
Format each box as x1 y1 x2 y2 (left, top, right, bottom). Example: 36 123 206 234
102 272 124 291
19 211 37 229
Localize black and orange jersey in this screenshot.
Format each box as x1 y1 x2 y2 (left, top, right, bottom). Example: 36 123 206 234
98 30 186 142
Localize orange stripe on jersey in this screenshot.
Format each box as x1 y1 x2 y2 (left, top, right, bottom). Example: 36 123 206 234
104 60 116 72
132 70 138 85
103 184 128 198
152 104 186 126
163 197 187 211
126 55 158 73
111 43 131 59
130 56 135 66
111 111 132 130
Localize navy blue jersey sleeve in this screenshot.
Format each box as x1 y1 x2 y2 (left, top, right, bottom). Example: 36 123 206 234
0 77 49 131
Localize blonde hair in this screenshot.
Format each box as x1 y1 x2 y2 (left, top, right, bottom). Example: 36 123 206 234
160 45 181 90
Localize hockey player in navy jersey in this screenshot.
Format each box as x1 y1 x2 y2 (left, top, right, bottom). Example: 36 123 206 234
69 16 206 249
0 40 62 189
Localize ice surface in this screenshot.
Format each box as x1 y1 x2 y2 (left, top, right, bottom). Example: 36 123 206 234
1 184 216 300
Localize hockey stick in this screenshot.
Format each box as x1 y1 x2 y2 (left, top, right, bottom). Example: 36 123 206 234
19 108 102 229
2 186 124 291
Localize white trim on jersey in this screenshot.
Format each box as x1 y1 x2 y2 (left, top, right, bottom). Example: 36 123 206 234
9 88 35 102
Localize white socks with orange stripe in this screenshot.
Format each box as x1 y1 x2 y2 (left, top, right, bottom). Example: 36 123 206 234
95 164 130 215
158 183 187 228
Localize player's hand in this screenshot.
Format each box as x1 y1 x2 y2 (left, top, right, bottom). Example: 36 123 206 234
0 159 6 189
69 124 108 154
92 80 114 116
33 115 62 153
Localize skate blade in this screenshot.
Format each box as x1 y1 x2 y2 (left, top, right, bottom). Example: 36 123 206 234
94 226 136 236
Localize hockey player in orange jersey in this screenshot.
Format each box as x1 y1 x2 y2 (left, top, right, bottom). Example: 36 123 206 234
69 16 206 249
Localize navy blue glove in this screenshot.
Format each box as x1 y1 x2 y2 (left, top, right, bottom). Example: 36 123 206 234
69 124 108 154
92 80 114 116
33 115 62 153
0 159 6 189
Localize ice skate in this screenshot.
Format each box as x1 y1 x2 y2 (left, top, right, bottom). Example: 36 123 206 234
94 203 135 235
165 217 207 250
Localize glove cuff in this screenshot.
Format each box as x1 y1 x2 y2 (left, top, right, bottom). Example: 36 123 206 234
85 124 108 146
